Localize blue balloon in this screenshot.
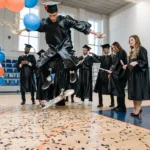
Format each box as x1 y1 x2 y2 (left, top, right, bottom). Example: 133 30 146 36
0 51 5 63
25 0 38 8
23 13 40 31
0 77 4 86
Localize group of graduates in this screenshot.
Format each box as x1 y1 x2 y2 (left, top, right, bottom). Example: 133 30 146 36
16 1 150 115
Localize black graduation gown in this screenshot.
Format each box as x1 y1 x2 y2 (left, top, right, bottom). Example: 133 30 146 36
35 15 91 69
108 50 127 97
128 47 150 100
93 54 113 94
16 55 36 92
35 67 54 101
76 55 93 100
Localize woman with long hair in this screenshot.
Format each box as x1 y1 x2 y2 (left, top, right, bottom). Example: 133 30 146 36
123 35 150 116
109 42 128 112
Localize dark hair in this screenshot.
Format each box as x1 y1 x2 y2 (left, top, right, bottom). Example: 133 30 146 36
112 42 123 51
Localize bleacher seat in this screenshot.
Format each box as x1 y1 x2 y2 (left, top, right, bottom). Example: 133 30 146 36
13 63 16 68
4 80 8 86
15 80 20 86
16 73 20 79
12 60 17 63
2 63 5 67
9 80 16 86
4 74 8 78
14 69 19 73
8 73 15 79
6 59 11 63
6 64 13 68
6 69 13 73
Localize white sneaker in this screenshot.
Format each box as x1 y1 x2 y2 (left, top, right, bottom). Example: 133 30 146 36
88 101 92 106
78 101 83 105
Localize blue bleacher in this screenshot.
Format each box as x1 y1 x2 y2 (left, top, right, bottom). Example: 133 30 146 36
9 80 16 86
6 64 13 68
2 63 5 67
13 63 16 68
14 69 19 73
12 60 17 63
16 74 20 79
15 80 20 86
8 73 15 79
6 69 13 73
6 59 11 63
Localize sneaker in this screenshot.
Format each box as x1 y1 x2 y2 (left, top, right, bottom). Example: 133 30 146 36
42 80 52 90
78 101 83 105
88 101 92 106
109 104 115 107
70 71 76 83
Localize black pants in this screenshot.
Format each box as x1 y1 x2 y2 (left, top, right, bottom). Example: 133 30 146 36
98 92 114 105
21 91 35 102
117 96 126 109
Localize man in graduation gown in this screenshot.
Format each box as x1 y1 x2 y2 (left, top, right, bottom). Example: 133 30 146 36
76 45 94 105
17 1 104 90
35 49 54 106
91 44 114 107
66 50 79 102
16 44 36 105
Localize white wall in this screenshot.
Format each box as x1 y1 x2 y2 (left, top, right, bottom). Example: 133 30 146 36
0 5 108 59
109 0 150 63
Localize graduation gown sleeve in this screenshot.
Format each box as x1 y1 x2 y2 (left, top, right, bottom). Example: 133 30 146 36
65 15 91 35
137 47 148 71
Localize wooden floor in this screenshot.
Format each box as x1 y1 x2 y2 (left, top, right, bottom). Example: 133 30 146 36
0 93 150 150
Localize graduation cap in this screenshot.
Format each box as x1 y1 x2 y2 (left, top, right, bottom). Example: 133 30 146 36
101 44 110 49
37 49 45 56
25 44 32 49
42 1 61 13
83 45 91 51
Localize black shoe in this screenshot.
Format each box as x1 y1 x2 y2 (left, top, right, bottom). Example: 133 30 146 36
109 104 115 107
21 102 25 105
70 71 76 83
71 99 74 103
32 101 35 105
116 107 126 112
112 106 119 111
97 104 103 107
42 80 52 90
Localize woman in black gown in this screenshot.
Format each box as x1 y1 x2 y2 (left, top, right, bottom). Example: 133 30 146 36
123 35 150 116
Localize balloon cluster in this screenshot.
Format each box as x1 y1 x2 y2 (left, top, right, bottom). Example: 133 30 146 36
0 47 5 86
0 0 38 12
0 0 40 31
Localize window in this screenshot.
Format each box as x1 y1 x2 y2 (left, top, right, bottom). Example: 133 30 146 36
88 19 101 55
18 7 39 52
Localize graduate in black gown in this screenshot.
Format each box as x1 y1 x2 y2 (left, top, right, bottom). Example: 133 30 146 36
109 42 127 112
76 45 94 105
16 44 36 105
91 44 114 108
66 50 79 102
17 1 104 91
36 49 54 106
122 35 150 116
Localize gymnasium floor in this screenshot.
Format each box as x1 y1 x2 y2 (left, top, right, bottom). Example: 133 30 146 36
0 93 150 150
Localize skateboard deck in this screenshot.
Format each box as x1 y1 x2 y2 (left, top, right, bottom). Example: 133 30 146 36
42 89 74 110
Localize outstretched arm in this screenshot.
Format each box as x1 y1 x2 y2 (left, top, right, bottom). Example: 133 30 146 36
66 15 104 38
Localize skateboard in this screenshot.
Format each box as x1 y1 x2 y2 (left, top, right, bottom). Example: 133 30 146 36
42 89 74 110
